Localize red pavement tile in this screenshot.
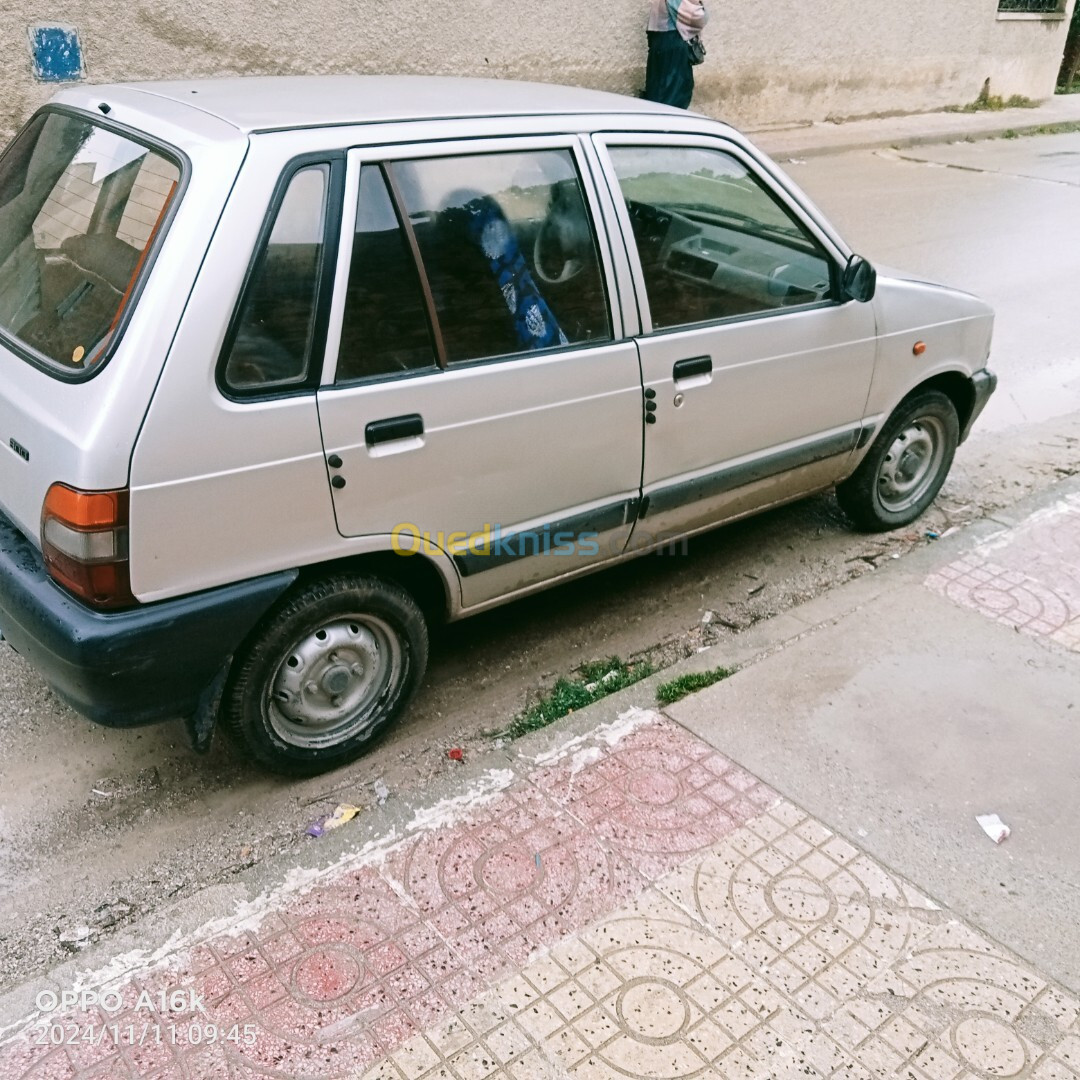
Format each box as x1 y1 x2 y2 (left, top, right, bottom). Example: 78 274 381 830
0 1043 75 1080
386 779 641 981
528 719 778 879
0 714 777 1080
927 501 1080 652
929 556 1075 634
69 1063 132 1080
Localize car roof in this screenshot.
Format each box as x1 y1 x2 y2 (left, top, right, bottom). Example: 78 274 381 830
68 75 688 135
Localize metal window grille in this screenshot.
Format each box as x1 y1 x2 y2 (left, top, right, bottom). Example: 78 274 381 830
998 0 1061 12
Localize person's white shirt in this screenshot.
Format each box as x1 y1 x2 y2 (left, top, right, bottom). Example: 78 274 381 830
647 0 708 40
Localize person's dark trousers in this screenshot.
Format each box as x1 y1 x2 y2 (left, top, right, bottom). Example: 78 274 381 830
643 29 694 109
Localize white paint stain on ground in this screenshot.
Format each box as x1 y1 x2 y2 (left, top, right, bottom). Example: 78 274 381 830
3 714 660 1040
975 496 1080 558
527 707 661 770
0 767 518 1041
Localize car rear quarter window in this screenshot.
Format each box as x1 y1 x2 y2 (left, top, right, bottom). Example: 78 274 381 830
0 109 181 375
222 164 330 393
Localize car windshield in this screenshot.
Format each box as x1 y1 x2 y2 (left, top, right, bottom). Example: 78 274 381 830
0 110 181 374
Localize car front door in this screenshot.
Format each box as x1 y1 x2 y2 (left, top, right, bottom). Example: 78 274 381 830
316 138 644 609
592 135 878 546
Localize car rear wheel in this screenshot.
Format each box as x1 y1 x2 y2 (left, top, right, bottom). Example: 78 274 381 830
223 573 428 775
837 390 959 532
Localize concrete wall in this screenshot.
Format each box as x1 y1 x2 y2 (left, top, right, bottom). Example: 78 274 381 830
0 0 1075 139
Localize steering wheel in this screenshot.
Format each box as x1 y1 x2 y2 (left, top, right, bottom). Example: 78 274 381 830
532 214 585 285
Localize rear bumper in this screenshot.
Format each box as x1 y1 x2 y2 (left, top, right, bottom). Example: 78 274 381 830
961 367 998 443
0 510 296 727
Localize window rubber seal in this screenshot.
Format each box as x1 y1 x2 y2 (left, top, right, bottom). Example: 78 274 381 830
216 150 346 402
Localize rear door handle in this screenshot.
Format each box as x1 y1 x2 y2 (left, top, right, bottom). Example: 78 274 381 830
673 356 712 381
365 413 424 447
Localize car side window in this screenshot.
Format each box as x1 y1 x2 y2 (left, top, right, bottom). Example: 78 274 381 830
608 146 834 331
389 150 611 364
336 165 437 383
222 164 329 393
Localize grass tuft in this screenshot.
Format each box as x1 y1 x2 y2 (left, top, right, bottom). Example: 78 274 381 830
493 657 655 741
946 93 1037 114
997 120 1080 140
656 666 736 706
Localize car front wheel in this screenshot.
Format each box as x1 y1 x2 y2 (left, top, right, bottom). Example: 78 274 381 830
223 573 428 775
837 389 959 532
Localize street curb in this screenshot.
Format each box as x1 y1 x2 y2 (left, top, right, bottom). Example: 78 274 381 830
747 106 1080 160
755 120 1039 161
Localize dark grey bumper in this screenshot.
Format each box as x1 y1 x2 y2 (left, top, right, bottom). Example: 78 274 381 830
0 510 296 728
961 367 998 443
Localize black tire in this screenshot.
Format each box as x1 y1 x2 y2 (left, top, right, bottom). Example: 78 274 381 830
223 573 428 776
837 390 959 532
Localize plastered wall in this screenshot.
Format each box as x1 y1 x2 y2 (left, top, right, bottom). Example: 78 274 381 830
0 1 1074 138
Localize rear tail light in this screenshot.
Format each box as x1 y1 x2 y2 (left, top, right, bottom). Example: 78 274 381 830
41 484 134 609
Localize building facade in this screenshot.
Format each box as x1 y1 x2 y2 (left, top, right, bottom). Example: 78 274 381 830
1 0 1076 138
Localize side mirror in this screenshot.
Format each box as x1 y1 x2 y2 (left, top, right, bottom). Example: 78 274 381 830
841 255 877 303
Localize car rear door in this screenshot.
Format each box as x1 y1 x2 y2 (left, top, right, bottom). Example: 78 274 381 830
315 136 644 610
591 133 878 544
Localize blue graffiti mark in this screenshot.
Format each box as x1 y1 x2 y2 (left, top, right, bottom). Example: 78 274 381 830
29 26 84 83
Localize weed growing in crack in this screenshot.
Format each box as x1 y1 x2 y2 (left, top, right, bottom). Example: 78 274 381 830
656 665 736 706
492 657 655 741
946 93 1037 114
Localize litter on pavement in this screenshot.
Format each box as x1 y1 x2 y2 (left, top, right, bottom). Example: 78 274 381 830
976 813 1011 844
305 803 362 838
57 925 91 947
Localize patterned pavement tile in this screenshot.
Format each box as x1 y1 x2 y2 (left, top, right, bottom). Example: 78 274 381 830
837 920 1080 1079
384 779 641 979
927 497 1080 652
357 817 1080 1080
4 712 1078 1080
655 797 942 1008
527 719 779 880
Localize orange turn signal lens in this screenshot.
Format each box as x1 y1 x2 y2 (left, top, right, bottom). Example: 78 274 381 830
42 485 127 530
913 341 927 356
41 483 133 609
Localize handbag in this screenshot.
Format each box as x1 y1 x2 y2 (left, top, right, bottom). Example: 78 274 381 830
687 35 707 66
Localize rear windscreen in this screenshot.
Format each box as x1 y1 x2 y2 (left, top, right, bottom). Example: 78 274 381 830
0 110 181 375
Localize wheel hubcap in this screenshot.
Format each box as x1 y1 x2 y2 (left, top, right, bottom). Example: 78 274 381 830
877 416 946 514
267 617 402 749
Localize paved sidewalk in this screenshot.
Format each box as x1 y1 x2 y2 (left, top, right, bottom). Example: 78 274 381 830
669 486 1080 996
2 482 1078 1079
2 709 1078 1080
746 92 1080 160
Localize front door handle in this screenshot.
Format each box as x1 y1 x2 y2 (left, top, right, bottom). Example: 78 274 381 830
673 355 712 381
365 413 424 447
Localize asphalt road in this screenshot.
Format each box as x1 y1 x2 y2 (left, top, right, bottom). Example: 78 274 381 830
2 131 1079 990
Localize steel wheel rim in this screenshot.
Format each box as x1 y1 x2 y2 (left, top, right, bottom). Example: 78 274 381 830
877 414 946 514
266 615 403 749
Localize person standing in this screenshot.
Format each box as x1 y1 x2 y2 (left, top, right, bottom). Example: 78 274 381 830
643 0 708 110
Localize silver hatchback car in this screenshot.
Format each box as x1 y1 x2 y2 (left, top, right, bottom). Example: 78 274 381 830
0 76 995 774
